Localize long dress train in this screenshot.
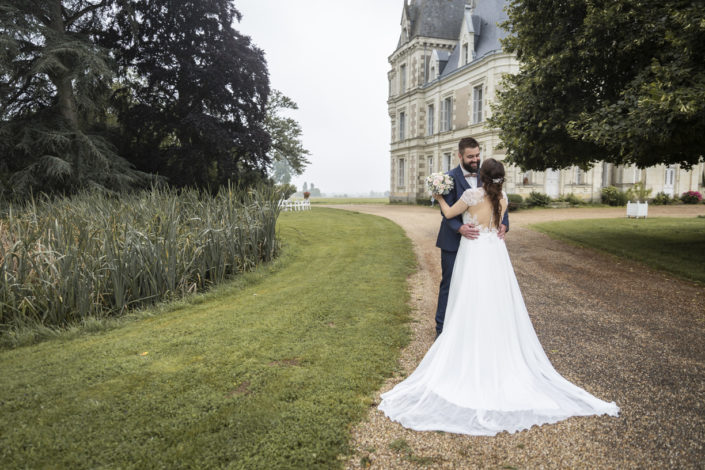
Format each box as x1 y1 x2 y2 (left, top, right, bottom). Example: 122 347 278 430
378 188 619 435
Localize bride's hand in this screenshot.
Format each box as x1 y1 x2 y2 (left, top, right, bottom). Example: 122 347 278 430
433 193 443 201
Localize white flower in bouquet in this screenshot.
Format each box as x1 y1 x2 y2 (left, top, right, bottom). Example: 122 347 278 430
426 172 454 196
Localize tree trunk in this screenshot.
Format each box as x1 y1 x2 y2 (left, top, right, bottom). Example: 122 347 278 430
48 0 79 130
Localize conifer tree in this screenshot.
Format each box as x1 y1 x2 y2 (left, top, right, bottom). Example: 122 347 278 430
0 0 151 198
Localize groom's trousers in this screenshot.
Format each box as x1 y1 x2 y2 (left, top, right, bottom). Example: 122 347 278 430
435 249 458 335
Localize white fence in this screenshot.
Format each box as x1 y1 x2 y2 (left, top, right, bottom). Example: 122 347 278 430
626 201 648 218
279 199 311 212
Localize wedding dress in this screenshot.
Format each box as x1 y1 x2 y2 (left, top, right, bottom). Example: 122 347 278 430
378 188 619 435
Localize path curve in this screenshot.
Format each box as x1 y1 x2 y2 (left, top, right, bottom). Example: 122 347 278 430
328 204 705 469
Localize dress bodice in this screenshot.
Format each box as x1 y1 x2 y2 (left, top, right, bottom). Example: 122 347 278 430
460 188 508 232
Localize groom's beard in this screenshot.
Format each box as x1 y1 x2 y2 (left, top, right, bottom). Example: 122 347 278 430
462 161 478 174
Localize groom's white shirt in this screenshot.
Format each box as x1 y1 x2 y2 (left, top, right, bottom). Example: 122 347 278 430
461 167 477 189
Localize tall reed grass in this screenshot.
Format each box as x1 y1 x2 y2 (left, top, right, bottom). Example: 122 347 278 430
0 184 283 333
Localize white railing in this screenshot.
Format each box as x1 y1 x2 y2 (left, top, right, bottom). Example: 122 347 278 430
626 201 648 218
279 199 311 212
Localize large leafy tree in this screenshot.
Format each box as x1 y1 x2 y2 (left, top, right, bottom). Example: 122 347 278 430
0 0 150 197
490 0 705 170
265 90 310 185
105 0 271 188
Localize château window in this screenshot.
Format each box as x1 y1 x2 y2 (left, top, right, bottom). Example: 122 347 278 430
398 158 406 188
441 97 452 132
574 167 584 185
523 171 532 185
472 85 483 123
427 156 434 174
427 104 434 135
400 64 407 93
443 152 452 172
399 111 406 141
463 43 469 65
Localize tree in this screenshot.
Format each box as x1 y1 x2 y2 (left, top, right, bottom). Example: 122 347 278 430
0 0 150 197
265 90 310 184
490 0 705 171
104 0 271 188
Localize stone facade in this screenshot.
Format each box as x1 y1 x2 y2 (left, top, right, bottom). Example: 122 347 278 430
389 0 704 203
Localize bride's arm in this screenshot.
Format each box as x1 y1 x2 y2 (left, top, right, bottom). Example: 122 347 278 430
433 194 468 219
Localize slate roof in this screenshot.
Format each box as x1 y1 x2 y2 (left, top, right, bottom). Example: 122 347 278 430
431 0 509 78
472 0 509 59
398 0 466 47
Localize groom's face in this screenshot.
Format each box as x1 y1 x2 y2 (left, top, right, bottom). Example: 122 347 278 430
459 146 481 174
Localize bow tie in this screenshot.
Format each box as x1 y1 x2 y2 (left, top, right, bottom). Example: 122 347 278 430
465 173 477 178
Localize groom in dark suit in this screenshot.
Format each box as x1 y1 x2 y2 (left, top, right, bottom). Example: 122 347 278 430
434 137 509 337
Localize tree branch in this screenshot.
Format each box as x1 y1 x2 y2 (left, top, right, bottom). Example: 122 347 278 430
65 0 110 28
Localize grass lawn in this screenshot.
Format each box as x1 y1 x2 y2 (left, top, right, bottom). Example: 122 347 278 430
309 197 388 205
0 208 415 469
531 217 705 283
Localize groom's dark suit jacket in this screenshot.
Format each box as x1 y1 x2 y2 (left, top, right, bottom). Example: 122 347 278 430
435 165 510 252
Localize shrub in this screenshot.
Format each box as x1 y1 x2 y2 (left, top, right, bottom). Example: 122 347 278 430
563 193 584 205
680 190 702 204
527 191 551 207
652 192 674 205
601 186 628 206
507 193 523 211
625 182 652 202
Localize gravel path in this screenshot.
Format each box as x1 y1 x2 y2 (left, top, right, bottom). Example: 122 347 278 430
326 204 705 469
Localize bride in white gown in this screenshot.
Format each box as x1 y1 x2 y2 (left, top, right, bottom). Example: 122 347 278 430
378 158 619 436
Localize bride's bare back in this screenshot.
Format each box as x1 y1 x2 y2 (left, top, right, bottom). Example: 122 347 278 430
460 187 508 231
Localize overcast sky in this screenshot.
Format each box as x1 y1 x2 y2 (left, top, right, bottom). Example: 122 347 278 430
234 0 403 195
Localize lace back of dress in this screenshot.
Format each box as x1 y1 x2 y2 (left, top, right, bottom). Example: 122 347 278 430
461 188 507 233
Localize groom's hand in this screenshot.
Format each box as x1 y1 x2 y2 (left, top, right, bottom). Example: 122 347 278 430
458 223 479 239
497 224 507 240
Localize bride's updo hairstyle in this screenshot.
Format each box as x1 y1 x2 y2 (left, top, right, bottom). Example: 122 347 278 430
479 158 505 229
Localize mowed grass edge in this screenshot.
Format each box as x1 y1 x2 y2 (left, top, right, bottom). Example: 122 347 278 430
530 217 705 284
0 208 416 469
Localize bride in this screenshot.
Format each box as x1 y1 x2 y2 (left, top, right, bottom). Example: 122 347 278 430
378 158 619 436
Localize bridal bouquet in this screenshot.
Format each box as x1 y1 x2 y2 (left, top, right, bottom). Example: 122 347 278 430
426 172 454 196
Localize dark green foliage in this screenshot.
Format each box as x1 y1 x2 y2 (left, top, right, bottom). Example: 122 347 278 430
652 191 674 205
1 0 274 197
507 193 523 211
0 0 153 197
507 193 523 204
104 0 271 189
527 191 551 207
601 186 628 206
491 0 705 171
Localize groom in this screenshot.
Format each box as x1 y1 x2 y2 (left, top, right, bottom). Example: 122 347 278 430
434 137 509 337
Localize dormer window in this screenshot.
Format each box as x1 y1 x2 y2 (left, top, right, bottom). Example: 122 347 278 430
463 43 469 65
